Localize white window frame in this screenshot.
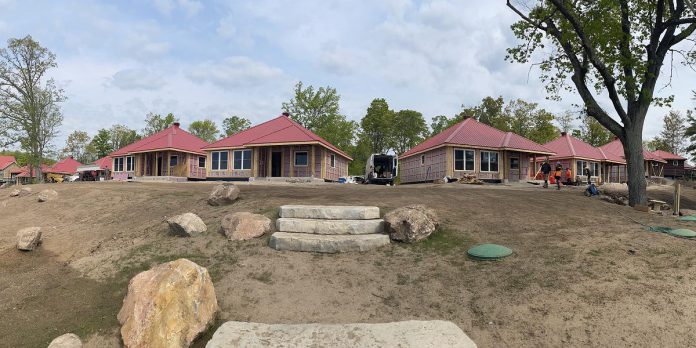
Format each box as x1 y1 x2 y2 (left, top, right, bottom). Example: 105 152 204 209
480 151 499 172
233 149 252 170
211 151 228 171
125 156 134 172
114 157 124 172
454 149 475 171
198 156 206 168
295 151 309 167
330 154 336 168
420 155 425 165
591 162 600 177
169 155 178 167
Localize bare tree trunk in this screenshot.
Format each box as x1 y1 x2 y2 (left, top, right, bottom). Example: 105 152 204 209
623 128 647 206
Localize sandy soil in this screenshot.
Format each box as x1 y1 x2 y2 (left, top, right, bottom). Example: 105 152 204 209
1 181 696 347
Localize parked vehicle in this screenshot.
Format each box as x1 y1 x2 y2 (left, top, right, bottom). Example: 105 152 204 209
365 154 398 185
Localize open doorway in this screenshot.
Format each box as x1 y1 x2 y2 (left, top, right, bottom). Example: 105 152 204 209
271 151 282 177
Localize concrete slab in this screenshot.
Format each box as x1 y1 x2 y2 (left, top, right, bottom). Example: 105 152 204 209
278 205 380 220
276 218 385 235
205 320 477 348
269 232 390 253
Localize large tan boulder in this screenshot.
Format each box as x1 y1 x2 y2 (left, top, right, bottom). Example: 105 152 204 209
384 205 439 243
117 259 218 348
220 212 271 240
47 333 82 348
17 227 42 251
167 213 207 237
9 189 20 197
207 183 239 206
38 189 58 202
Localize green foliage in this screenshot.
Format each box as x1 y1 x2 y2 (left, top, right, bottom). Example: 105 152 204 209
109 124 140 150
62 130 92 163
462 96 507 130
656 110 686 155
683 109 696 161
360 98 394 154
313 114 357 151
556 111 575 133
577 114 613 147
188 119 220 143
646 137 670 152
391 109 428 155
430 115 454 136
143 112 177 136
89 128 113 158
221 115 251 136
347 137 372 175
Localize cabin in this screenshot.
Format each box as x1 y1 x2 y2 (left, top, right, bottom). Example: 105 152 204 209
538 132 626 184
45 156 83 182
599 139 666 178
76 156 112 181
0 156 19 183
399 117 554 184
109 122 209 181
14 164 49 184
202 114 351 181
651 150 688 179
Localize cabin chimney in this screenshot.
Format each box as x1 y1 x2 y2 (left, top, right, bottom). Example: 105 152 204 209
173 122 180 128
282 112 290 117
561 131 567 136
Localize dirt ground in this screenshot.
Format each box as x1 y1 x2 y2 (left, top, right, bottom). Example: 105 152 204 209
1 180 696 347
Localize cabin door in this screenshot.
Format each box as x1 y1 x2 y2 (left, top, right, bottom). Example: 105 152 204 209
508 153 521 182
271 151 282 177
157 156 163 176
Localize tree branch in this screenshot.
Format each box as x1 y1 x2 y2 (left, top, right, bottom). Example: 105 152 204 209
619 0 637 111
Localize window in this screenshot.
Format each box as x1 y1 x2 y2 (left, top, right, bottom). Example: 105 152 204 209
198 156 206 168
592 162 600 176
169 155 178 167
454 149 475 171
114 157 124 172
330 154 336 168
576 160 586 176
233 149 252 170
510 157 520 170
212 151 228 170
421 155 425 165
126 156 134 172
480 151 499 172
295 151 308 166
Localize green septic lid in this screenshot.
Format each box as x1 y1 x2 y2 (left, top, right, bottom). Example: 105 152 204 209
649 226 674 234
668 229 696 238
467 244 512 260
679 215 696 221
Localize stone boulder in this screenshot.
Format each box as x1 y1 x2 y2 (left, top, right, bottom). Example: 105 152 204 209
117 259 218 348
38 189 58 202
384 205 439 243
17 227 42 251
9 189 20 197
207 184 240 206
220 212 271 241
47 333 82 348
167 213 207 237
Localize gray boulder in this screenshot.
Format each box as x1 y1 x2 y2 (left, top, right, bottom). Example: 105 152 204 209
208 183 239 206
17 227 42 251
167 213 207 237
9 189 20 197
47 333 82 348
38 189 58 202
384 205 439 243
220 212 271 240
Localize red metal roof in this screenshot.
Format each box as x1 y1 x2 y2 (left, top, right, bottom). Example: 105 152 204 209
599 139 668 163
111 123 209 156
0 155 16 170
204 115 352 160
400 117 554 158
47 156 83 174
543 134 625 164
15 164 50 177
651 149 686 161
94 156 113 170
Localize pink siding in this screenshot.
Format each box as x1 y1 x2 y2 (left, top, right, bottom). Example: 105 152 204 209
324 150 348 181
400 147 447 183
207 149 252 178
188 154 206 179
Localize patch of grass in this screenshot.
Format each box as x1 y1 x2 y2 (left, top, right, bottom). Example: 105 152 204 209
588 249 602 256
396 273 409 285
410 227 471 255
250 270 273 284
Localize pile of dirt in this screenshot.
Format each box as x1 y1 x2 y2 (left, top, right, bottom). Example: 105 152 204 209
457 174 483 185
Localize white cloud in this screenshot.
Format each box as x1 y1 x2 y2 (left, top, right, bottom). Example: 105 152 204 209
110 69 165 90
186 56 285 88
152 0 202 17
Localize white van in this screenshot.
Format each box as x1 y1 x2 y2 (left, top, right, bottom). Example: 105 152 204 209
365 154 398 185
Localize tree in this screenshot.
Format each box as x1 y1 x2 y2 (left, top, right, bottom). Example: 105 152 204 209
62 130 91 163
348 137 372 175
577 114 614 147
188 119 220 143
391 109 428 154
556 111 575 134
461 96 507 130
0 35 65 183
507 1 696 206
685 109 696 161
282 81 340 131
143 112 177 136
646 136 670 152
222 115 251 136
89 128 113 158
430 115 453 136
360 98 394 154
109 124 139 150
312 113 357 151
656 110 686 154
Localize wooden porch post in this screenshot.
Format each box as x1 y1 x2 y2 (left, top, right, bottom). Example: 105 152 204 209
252 148 258 177
289 147 294 177
311 145 315 177
267 147 272 177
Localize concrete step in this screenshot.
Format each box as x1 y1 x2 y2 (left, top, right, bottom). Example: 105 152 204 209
278 205 380 220
276 218 385 235
269 232 390 253
206 320 477 348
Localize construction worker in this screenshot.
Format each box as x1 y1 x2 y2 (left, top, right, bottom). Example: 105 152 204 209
541 160 552 188
554 162 563 190
584 166 591 185
565 167 572 185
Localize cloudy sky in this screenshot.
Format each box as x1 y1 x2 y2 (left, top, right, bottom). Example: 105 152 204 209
1 0 694 148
